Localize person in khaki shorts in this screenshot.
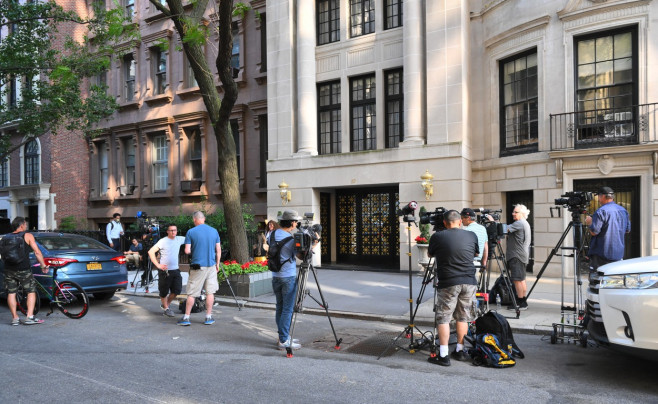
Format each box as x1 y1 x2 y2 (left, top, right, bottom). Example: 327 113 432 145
427 210 479 367
179 211 221 326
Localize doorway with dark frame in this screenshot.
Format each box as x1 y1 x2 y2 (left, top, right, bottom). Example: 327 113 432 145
506 190 534 273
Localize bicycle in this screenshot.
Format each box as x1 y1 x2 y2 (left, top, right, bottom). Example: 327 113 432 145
15 267 89 319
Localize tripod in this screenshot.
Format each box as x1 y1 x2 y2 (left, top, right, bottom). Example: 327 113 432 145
286 253 342 357
217 262 242 310
487 240 520 318
131 258 158 294
526 210 588 345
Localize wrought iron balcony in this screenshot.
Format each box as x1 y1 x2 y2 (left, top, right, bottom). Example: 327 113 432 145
550 102 658 151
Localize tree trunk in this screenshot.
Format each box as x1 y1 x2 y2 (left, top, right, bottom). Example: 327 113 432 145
154 0 249 263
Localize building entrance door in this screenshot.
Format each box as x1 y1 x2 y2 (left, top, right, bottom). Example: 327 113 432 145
27 205 38 230
335 187 400 268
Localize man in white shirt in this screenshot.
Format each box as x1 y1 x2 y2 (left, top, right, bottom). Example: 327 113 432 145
148 224 186 317
106 213 124 251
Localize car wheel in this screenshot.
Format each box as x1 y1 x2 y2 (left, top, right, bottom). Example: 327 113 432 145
93 291 116 300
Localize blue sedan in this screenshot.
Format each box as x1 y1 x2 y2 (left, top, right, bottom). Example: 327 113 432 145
0 232 128 300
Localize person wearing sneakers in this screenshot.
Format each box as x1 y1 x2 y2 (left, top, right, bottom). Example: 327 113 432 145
272 210 302 351
506 204 532 311
181 211 221 326
148 224 186 318
1 217 50 325
427 210 479 366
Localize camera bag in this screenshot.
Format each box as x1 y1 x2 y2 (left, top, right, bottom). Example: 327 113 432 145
469 333 516 368
489 276 518 305
178 297 206 314
474 311 524 359
266 234 293 272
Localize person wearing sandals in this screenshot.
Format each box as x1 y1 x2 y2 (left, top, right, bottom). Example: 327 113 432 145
2 217 50 325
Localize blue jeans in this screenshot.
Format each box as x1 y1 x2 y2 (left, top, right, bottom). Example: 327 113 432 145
272 276 297 343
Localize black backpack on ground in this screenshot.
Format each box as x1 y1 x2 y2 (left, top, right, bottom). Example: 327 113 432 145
179 297 206 314
489 276 518 305
266 234 294 272
0 232 28 267
474 310 525 359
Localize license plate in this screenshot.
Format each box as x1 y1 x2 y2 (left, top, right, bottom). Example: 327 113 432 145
87 262 102 270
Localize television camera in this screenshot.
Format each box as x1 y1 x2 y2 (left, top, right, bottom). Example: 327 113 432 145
135 211 160 246
554 191 593 214
419 206 447 231
474 208 507 244
294 212 322 260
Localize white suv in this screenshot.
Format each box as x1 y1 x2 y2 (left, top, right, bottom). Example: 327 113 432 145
586 255 658 360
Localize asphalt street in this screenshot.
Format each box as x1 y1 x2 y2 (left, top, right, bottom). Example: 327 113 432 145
1 294 657 404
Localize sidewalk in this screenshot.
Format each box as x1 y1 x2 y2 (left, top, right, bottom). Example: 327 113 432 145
122 268 584 335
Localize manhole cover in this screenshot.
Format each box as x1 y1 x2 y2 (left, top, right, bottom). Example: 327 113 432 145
345 331 419 357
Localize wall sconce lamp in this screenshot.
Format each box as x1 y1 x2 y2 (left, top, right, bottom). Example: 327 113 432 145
420 170 434 200
279 180 291 205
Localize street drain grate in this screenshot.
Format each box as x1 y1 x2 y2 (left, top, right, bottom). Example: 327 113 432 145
345 331 413 357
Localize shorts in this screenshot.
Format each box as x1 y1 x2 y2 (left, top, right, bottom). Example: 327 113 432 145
507 258 527 281
435 284 477 324
186 266 219 297
126 254 141 267
3 269 38 294
158 269 183 298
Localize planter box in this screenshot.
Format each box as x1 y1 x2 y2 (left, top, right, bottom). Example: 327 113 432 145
217 271 272 298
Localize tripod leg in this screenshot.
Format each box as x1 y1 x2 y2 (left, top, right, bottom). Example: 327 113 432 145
526 222 573 299
218 263 241 311
308 264 342 349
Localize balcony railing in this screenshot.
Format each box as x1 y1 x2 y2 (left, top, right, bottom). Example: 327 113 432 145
550 102 658 151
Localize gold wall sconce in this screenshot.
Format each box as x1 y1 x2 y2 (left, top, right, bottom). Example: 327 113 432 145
279 181 291 205
420 170 434 200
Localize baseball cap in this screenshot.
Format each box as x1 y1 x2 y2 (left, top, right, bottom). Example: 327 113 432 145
595 186 614 195
460 208 476 219
280 210 301 221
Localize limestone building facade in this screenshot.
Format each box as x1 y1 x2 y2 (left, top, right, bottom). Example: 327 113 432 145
266 0 657 274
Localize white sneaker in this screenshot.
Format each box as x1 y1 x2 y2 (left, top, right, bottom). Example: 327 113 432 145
277 338 301 350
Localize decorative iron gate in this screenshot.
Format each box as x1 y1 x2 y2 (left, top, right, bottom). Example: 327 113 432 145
336 188 399 268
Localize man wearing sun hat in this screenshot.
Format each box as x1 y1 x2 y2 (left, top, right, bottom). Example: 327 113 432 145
585 186 630 272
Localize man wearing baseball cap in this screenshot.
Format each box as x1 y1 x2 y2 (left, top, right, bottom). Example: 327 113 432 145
585 187 630 272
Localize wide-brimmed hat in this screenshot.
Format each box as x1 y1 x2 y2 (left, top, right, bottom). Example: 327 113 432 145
280 210 301 221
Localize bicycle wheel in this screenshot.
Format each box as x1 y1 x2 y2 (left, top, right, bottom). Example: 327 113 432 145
16 285 40 316
54 281 89 319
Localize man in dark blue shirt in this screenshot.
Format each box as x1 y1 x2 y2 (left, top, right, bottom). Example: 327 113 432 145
585 186 630 271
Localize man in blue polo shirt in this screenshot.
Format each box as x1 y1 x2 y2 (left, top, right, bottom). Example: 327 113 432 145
586 186 630 271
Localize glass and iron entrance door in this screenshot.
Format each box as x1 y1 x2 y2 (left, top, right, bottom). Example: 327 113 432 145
336 188 400 268
574 177 640 259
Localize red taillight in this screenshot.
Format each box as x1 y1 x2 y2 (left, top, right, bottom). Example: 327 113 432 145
44 257 78 267
112 256 127 265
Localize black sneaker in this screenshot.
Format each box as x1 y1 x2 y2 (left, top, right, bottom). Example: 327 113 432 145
518 300 528 311
428 355 451 366
450 350 470 362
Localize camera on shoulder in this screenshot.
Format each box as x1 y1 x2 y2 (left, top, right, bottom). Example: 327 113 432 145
190 263 201 270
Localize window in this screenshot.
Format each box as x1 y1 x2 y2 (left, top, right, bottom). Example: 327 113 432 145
575 27 637 143
499 49 538 155
384 0 402 30
186 60 198 88
350 0 375 38
24 139 39 185
154 48 167 95
187 128 202 180
9 76 18 107
258 115 268 188
318 81 341 154
230 119 241 176
231 22 240 78
385 69 403 148
91 69 107 94
125 0 134 19
260 13 267 72
124 139 135 186
0 159 8 188
350 74 376 151
99 143 108 195
317 0 340 45
124 53 135 101
152 133 168 192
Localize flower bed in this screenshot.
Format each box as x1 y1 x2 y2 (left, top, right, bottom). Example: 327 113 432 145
217 260 272 298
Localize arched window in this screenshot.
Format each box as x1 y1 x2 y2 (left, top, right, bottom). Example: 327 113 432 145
24 139 39 184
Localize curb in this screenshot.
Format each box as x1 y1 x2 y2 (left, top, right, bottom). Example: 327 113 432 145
118 290 552 336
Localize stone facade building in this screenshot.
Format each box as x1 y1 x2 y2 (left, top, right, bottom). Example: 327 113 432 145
87 0 268 232
266 0 657 274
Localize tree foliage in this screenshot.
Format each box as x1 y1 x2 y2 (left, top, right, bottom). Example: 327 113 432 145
0 1 134 159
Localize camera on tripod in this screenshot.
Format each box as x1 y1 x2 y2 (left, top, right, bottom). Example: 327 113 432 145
136 211 160 247
294 213 322 259
554 191 593 212
419 207 447 231
397 201 418 223
474 208 507 244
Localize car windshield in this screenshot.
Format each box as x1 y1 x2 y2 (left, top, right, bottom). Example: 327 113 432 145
36 236 112 251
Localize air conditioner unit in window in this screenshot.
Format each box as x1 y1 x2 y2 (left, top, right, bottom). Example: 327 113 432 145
181 180 201 192
119 185 137 196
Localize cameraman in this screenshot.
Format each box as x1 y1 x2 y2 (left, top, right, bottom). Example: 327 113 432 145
271 210 302 351
427 210 479 366
148 225 186 318
585 187 630 271
506 204 531 310
460 208 488 269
